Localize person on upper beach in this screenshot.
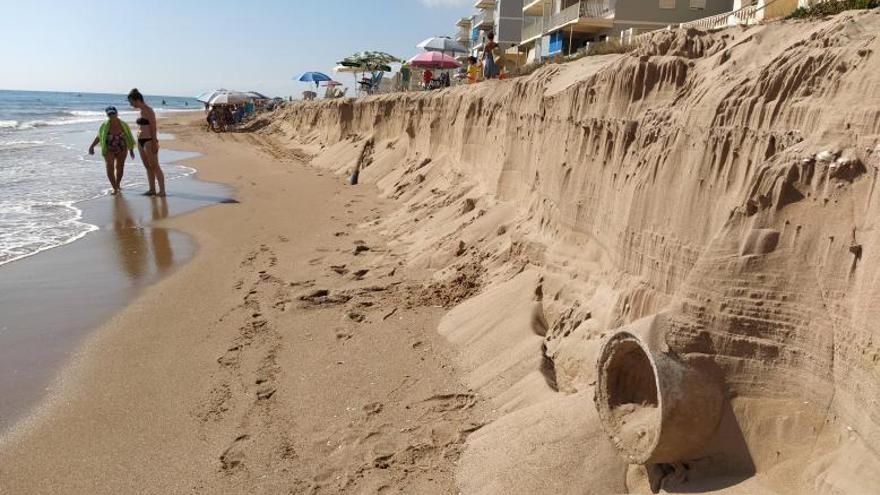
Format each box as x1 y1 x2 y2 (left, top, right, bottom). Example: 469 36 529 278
481 32 500 80
400 62 412 91
422 68 433 90
88 106 135 195
128 88 166 196
467 56 479 84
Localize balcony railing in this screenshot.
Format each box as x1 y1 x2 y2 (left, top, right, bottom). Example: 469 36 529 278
522 17 544 42
456 27 471 41
677 0 789 31
549 1 614 31
475 8 495 28
621 0 789 47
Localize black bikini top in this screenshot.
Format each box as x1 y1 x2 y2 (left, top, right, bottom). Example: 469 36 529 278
136 117 150 126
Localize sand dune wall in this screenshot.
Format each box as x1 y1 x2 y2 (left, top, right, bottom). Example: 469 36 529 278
266 9 880 492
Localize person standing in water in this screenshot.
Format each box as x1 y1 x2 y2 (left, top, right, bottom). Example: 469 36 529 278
128 88 166 196
88 106 135 195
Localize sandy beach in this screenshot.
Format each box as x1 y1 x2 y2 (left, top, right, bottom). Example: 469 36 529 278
3 8 880 495
0 113 479 494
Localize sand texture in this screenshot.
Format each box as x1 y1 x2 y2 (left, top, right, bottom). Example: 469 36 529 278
237 10 880 494
3 9 880 495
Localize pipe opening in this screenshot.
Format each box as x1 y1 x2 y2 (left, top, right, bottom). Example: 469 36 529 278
604 338 661 458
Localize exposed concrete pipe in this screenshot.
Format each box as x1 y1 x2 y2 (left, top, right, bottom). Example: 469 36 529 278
594 320 724 465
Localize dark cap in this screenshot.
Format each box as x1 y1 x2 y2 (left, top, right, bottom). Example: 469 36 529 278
105 106 118 115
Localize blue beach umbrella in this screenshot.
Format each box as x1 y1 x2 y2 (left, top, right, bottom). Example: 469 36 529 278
296 71 332 89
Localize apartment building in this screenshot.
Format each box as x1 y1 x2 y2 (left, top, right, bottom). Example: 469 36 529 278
520 0 735 61
466 0 525 57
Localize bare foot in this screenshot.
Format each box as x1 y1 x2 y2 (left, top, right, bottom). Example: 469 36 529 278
142 190 156 196
156 191 167 197
110 189 118 195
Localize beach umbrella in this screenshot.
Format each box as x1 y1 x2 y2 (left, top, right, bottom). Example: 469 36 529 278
296 71 332 90
208 91 253 105
244 91 271 100
196 88 229 103
338 51 401 71
333 64 361 73
408 52 461 69
416 36 468 55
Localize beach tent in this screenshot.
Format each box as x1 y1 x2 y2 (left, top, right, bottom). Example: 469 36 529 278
416 36 468 55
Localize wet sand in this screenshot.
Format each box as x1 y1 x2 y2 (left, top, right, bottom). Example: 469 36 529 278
0 155 232 433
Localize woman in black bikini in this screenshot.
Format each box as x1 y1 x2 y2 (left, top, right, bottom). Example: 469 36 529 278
127 88 166 196
88 106 135 194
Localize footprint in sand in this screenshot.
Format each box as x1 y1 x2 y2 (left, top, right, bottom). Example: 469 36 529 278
346 311 366 323
256 385 277 401
220 434 250 471
217 346 241 367
420 393 477 413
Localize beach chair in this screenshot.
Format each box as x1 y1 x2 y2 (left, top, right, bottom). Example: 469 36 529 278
369 72 385 94
358 72 385 95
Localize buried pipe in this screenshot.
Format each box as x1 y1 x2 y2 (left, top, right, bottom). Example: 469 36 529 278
594 331 723 465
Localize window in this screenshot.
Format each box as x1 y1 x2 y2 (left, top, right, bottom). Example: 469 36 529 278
690 0 706 8
660 0 676 8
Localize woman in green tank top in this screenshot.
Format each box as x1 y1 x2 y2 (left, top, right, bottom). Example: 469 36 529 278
88 106 135 195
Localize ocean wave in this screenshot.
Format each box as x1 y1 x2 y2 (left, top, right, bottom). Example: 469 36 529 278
0 139 46 151
68 110 105 117
0 201 99 266
3 109 199 131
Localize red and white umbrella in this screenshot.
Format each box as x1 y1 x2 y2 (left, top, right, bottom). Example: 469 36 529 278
408 52 461 69
321 80 343 87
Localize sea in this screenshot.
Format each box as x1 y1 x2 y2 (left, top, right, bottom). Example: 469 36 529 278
0 89 202 266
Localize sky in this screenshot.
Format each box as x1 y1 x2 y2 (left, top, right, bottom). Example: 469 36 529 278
0 0 474 98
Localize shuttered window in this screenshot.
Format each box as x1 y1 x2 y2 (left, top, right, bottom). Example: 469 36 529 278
660 0 676 9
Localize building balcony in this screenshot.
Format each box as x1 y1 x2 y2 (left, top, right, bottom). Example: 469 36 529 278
474 0 495 9
456 17 472 28
521 16 544 44
456 27 471 42
523 0 546 16
474 8 495 30
548 0 614 33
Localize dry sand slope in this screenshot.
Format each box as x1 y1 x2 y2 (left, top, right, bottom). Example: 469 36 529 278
246 9 880 495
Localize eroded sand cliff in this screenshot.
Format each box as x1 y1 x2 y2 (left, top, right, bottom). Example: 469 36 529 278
255 9 880 494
